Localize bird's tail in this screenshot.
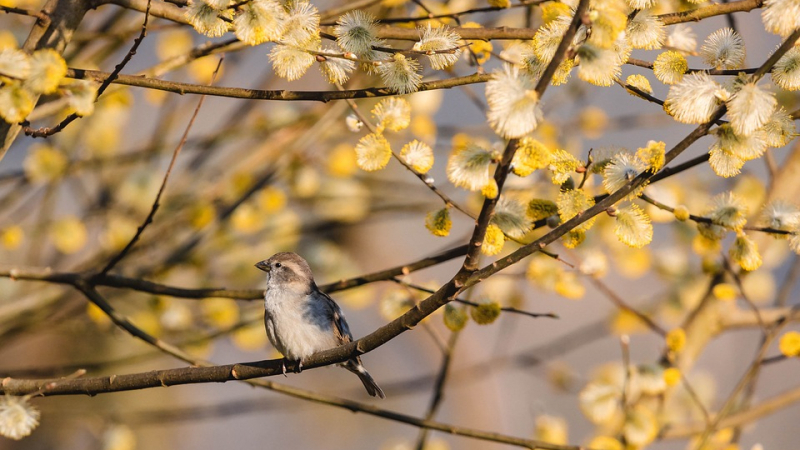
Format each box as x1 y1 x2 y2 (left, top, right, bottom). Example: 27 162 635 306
345 360 385 399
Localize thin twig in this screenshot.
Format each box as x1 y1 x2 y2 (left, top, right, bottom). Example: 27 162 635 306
394 279 559 319
98 57 223 275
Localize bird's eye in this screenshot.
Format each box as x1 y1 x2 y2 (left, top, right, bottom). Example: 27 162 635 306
275 262 282 268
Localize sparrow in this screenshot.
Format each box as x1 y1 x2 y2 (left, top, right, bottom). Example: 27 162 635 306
255 252 385 398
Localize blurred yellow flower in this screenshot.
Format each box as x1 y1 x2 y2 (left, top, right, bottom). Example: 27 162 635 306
100 215 138 251
188 56 224 84
541 2 572 24
1 225 23 249
189 202 216 229
380 288 415 321
578 106 608 139
587 436 623 450
610 309 650 335
712 283 737 301
674 204 690 221
156 28 194 61
534 415 567 445
231 203 264 233
49 216 87 254
555 272 585 299
232 320 269 351
103 424 136 450
443 304 468 331
23 144 68 182
0 31 18 50
470 300 501 324
666 328 687 353
130 309 162 337
201 297 240 328
327 144 358 178
410 115 436 142
779 331 800 357
462 23 492 64
623 405 658 446
257 186 287 214
86 302 111 328
663 367 681 386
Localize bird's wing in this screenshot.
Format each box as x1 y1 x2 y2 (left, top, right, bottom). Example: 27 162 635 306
319 290 353 345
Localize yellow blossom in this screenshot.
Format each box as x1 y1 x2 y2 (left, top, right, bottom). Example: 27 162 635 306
189 202 215 229
528 199 559 221
730 232 762 271
355 132 392 171
614 204 653 248
399 140 434 173
232 321 269 351
550 59 574 86
534 415 568 445
663 367 681 386
49 216 87 254
578 106 609 139
779 331 800 357
26 49 67 94
555 271 585 299
470 300 501 324
188 56 224 84
557 189 596 232
327 144 358 178
653 50 688 85
201 297 240 329
562 229 586 249
623 405 658 447
481 179 498 199
549 149 581 185
625 74 653 98
443 304 468 331
481 223 505 255
231 203 263 233
637 140 665 172
541 2 572 24
611 309 650 335
23 144 68 182
712 283 737 301
425 207 452 237
156 28 194 61
256 186 287 213
463 23 492 64
0 30 17 50
100 215 138 251
512 137 552 177
1 226 23 249
86 302 111 328
674 205 690 221
410 115 437 142
666 328 687 353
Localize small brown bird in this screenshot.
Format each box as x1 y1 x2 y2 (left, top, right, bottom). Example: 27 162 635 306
255 252 385 398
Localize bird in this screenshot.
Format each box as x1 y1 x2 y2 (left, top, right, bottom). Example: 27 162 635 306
255 252 385 398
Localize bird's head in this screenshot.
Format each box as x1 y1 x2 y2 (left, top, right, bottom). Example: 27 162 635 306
255 252 315 294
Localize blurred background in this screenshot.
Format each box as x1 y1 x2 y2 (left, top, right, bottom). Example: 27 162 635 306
0 0 799 449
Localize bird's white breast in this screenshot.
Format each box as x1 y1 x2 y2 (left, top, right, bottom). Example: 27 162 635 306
264 287 338 361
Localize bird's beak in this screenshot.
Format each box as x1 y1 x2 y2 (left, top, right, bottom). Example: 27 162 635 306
255 260 270 272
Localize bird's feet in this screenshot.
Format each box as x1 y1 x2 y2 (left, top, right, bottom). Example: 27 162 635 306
281 358 303 375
